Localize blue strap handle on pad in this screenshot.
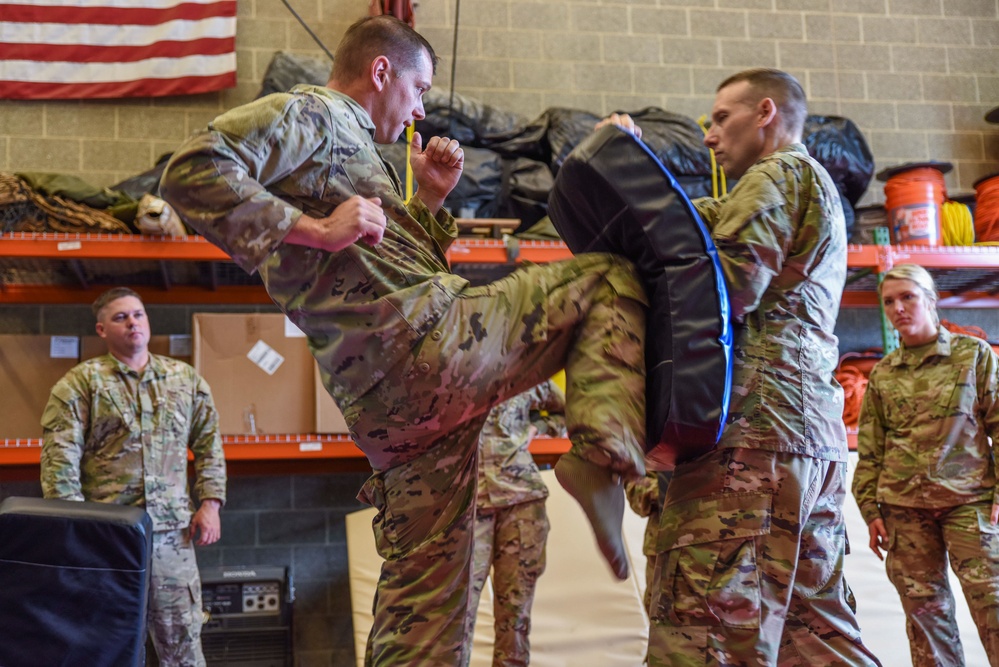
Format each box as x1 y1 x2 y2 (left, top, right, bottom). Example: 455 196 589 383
548 124 733 466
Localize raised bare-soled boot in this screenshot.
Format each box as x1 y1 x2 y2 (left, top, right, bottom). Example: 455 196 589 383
554 450 628 580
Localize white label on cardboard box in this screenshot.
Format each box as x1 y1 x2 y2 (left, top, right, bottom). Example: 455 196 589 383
246 340 285 375
50 336 80 359
299 441 322 452
284 316 306 338
169 334 192 357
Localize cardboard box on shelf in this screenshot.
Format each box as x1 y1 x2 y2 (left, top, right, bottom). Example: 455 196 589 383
314 362 350 435
193 314 315 435
0 335 81 440
80 335 192 363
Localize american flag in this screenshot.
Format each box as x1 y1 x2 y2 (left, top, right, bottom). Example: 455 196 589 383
0 0 237 100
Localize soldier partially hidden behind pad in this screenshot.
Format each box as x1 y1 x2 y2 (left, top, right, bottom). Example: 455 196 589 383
41 286 226 667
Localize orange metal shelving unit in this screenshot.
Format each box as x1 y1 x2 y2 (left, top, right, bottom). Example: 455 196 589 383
3 232 998 466
0 232 577 304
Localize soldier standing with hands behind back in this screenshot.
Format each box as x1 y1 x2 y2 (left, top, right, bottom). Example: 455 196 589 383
40 286 226 667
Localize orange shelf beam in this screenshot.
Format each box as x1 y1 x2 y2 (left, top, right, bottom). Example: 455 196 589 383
845 244 883 269
446 239 509 264
0 430 858 466
0 442 43 466
4 234 998 269
0 233 577 267
0 232 231 261
0 283 274 305
0 436 572 467
887 244 999 269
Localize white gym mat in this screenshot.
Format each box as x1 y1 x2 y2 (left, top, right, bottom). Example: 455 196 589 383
347 460 988 666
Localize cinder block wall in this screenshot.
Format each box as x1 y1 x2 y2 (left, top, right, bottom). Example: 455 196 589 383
1 0 997 202
426 0 999 201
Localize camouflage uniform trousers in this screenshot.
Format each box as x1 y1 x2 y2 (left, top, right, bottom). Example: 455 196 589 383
881 502 999 667
464 498 550 667
627 470 672 615
148 528 205 667
647 448 881 667
345 253 648 667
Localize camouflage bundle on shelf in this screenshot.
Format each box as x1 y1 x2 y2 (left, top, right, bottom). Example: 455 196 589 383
0 172 131 234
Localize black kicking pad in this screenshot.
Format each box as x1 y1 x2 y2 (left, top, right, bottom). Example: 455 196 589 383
548 124 732 467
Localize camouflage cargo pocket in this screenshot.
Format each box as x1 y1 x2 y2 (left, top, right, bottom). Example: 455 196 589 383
357 450 475 560
976 503 999 553
651 491 771 629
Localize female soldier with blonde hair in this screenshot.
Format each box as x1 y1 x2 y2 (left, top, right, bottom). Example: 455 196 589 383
852 262 999 666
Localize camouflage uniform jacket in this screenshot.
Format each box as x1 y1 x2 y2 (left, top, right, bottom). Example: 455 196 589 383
853 326 999 525
159 85 468 410
693 143 847 461
476 380 564 509
40 354 227 531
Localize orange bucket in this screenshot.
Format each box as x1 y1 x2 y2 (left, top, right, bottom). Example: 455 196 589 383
974 172 999 243
879 163 950 246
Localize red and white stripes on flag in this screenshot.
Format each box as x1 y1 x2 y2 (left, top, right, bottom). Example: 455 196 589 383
0 0 237 100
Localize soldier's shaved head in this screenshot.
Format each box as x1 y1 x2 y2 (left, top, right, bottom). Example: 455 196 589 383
331 15 438 83
717 68 807 138
92 286 143 319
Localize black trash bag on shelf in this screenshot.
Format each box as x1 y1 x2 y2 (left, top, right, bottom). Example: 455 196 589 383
256 51 331 99
493 106 715 200
545 109 603 174
417 88 531 148
379 141 505 217
802 115 873 240
802 115 874 207
838 190 856 241
379 140 550 229
112 153 172 201
488 158 553 232
492 107 601 172
444 146 503 218
626 107 713 178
